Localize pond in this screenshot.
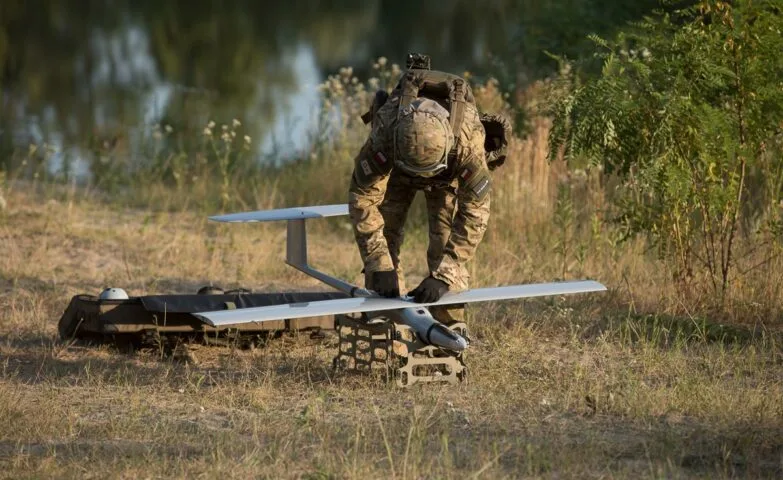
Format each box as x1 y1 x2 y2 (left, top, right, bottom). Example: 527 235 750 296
0 0 657 179
1 1 526 174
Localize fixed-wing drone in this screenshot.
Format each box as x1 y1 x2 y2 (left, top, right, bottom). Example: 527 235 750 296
194 205 606 352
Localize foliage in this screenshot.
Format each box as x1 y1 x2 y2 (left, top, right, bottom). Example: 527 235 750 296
511 0 663 78
547 0 783 304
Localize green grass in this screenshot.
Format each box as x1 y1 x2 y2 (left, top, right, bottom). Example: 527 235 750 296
0 187 781 479
1 69 781 478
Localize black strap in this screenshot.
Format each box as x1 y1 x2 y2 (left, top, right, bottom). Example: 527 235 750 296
425 323 439 345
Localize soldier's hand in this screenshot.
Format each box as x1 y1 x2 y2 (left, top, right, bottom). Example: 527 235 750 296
408 276 449 303
371 270 400 298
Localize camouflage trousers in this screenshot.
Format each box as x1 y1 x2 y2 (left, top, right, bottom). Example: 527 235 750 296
363 173 466 323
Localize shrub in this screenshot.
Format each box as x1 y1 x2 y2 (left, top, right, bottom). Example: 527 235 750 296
547 0 783 305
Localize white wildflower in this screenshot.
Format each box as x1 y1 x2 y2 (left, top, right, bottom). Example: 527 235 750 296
207 120 216 129
232 119 241 128
164 124 173 133
244 135 251 144
378 56 387 67
203 127 212 136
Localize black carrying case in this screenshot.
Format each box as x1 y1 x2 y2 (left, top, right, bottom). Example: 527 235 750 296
58 291 349 340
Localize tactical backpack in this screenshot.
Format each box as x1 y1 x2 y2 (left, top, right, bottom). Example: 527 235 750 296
361 54 510 171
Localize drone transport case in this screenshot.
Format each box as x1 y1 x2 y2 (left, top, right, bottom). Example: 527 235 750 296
58 291 348 342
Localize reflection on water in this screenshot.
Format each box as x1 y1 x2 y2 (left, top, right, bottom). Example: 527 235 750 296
258 44 323 159
1 0 523 176
0 0 658 178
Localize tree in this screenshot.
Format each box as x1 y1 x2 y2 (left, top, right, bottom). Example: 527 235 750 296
548 0 783 305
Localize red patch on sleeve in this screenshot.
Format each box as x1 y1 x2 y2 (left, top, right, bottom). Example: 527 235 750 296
374 151 387 164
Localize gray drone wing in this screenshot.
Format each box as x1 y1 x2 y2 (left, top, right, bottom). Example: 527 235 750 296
194 280 607 327
210 204 349 223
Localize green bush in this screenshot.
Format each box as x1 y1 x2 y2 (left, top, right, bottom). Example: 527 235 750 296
548 0 783 304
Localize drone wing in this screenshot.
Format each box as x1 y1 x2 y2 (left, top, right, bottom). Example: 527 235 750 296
194 280 606 327
210 204 349 223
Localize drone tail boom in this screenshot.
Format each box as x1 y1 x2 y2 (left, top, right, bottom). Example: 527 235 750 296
210 204 370 296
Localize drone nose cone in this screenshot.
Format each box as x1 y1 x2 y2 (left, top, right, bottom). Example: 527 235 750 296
388 307 468 351
427 324 468 352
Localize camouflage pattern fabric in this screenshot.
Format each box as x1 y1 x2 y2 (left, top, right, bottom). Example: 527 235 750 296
393 98 454 177
349 90 491 293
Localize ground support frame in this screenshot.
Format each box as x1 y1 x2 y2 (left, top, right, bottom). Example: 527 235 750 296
332 313 468 387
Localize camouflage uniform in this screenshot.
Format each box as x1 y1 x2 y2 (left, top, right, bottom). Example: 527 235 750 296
348 90 491 315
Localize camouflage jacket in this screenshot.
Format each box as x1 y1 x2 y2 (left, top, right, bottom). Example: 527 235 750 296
348 93 491 289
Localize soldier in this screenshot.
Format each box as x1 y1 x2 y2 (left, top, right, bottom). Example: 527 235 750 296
349 54 494 322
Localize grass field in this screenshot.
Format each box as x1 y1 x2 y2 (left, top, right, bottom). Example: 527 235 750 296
0 185 781 479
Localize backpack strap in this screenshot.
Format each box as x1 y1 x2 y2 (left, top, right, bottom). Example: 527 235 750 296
395 69 472 139
361 90 390 125
449 78 467 138
398 71 422 115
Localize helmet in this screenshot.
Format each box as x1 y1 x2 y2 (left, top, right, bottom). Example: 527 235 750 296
99 287 129 300
393 98 454 177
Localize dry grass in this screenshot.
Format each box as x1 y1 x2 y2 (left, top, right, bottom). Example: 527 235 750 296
0 186 781 479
